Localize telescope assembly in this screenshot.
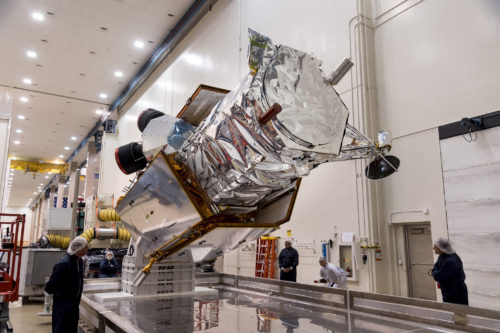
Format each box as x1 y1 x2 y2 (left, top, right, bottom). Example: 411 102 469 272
114 29 399 286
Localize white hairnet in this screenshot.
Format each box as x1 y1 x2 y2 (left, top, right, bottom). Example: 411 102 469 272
318 256 327 262
67 236 88 255
434 237 455 255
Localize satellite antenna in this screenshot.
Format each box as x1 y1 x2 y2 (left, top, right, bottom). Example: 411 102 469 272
365 155 400 179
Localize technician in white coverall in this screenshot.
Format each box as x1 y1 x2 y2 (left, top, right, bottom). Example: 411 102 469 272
318 256 348 288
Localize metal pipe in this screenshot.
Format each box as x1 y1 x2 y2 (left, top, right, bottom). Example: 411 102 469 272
70 168 81 241
328 58 354 85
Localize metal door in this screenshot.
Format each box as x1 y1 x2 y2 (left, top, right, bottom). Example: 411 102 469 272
406 225 437 300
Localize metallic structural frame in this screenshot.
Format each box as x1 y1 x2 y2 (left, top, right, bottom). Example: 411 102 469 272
79 273 500 333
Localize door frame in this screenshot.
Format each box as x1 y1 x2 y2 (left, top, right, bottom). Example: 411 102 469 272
404 223 434 298
389 220 433 298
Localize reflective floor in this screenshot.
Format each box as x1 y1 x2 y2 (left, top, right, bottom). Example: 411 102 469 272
88 289 459 332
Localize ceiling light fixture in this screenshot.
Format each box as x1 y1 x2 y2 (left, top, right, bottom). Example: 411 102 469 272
64 146 70 150
17 115 25 120
134 41 145 49
23 78 32 84
32 12 44 21
13 140 20 145
15 129 22 133
59 155 64 158
26 50 37 58
99 93 108 99
95 109 103 115
114 71 123 77
44 175 49 179
70 136 77 141
20 97 28 103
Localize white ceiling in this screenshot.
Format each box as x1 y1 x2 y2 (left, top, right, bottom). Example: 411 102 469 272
1 0 195 207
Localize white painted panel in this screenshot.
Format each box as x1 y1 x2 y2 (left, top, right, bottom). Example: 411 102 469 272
442 163 500 203
440 127 500 172
170 0 240 113
384 129 447 234
0 119 9 210
452 235 500 272
446 199 500 235
440 126 500 310
464 270 500 301
375 0 500 137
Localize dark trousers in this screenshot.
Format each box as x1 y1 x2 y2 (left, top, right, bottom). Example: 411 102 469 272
53 297 79 333
442 282 469 305
280 269 297 282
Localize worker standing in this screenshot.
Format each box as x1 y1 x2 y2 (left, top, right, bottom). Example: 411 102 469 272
45 236 89 333
99 251 118 278
278 240 299 282
431 238 468 305
317 256 347 288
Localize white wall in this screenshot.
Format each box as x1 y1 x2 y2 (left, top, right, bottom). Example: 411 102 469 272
97 0 500 302
440 126 500 310
374 0 500 300
0 87 12 211
2 206 32 245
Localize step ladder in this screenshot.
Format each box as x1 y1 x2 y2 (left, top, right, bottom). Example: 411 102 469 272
254 237 277 279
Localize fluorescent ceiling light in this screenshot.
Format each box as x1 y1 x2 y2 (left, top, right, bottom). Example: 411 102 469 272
26 50 37 58
13 140 20 145
99 93 108 99
59 155 64 158
23 78 32 84
70 136 77 141
32 12 44 21
114 71 123 77
64 146 70 150
33 192 37 194
20 97 28 103
134 41 144 49
17 115 25 120
16 129 22 133
95 109 103 115
44 175 49 179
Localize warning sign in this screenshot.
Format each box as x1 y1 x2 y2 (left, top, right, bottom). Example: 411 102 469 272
375 249 382 261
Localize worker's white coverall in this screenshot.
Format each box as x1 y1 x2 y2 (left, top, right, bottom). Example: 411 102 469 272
320 263 348 288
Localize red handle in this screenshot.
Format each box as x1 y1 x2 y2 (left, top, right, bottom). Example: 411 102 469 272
259 103 282 125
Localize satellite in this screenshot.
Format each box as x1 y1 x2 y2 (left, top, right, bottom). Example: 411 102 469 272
114 29 399 286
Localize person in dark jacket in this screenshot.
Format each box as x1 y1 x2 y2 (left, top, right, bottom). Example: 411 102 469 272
431 237 468 305
99 251 118 278
45 236 88 333
278 240 299 282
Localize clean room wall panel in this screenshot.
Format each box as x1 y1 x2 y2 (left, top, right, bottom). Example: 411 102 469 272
383 128 448 298
440 126 500 171
374 0 500 138
383 129 448 236
169 0 240 114
440 126 500 310
442 163 500 203
446 199 500 235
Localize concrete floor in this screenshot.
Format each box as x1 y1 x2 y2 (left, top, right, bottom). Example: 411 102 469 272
9 297 52 333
